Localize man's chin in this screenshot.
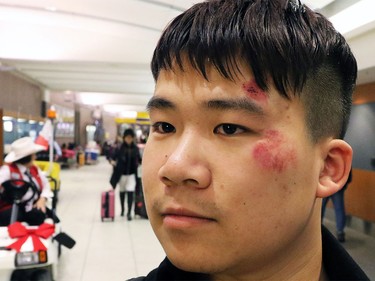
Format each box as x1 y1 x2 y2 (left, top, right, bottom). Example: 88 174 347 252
167 252 221 274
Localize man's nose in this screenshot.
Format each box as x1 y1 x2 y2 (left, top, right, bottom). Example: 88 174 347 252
158 133 211 189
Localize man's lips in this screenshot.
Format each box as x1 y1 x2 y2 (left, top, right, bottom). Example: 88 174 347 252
162 207 207 217
161 207 216 228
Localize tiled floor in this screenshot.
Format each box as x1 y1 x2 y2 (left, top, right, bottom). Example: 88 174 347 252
56 157 375 281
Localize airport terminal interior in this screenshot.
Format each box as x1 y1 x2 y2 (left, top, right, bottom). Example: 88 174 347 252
0 0 374 280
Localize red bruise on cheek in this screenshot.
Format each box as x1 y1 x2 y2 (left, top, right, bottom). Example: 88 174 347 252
252 130 297 173
242 80 268 103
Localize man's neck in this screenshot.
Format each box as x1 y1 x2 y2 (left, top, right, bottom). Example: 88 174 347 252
212 213 324 281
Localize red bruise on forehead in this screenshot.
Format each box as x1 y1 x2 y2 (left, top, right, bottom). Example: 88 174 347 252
242 79 268 103
252 130 297 173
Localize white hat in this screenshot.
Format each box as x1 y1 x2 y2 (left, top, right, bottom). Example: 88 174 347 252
4 137 46 163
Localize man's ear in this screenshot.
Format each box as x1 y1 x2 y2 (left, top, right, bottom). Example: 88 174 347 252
316 139 352 198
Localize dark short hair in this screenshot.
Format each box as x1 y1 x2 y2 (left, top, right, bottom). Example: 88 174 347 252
151 0 357 142
123 128 135 138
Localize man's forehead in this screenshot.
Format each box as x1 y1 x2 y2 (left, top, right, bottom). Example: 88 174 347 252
157 58 253 82
156 67 272 104
153 68 301 122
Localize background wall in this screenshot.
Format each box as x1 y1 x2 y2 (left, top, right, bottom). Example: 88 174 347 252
0 72 43 117
102 111 118 142
344 82 375 222
345 102 375 171
49 92 118 147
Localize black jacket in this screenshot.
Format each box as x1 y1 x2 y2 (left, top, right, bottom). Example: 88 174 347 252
110 142 141 188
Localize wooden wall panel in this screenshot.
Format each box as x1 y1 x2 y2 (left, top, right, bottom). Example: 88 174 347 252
353 83 375 104
344 82 375 222
0 72 43 116
345 169 375 222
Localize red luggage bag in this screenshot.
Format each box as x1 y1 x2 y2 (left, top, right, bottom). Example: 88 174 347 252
101 190 115 221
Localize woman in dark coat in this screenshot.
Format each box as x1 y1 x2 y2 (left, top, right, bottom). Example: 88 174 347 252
110 128 141 220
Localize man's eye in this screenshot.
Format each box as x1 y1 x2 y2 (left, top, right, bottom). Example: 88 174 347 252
214 124 246 135
151 122 176 134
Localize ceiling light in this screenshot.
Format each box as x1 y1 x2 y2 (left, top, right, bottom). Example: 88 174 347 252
329 0 375 35
302 0 335 10
45 7 57 12
119 111 137 119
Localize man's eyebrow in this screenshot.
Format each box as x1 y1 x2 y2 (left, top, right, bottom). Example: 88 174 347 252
146 96 175 111
205 98 265 115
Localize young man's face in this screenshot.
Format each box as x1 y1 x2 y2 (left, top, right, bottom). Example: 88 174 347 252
143 64 324 278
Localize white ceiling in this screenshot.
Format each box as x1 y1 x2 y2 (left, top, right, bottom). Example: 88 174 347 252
0 0 375 115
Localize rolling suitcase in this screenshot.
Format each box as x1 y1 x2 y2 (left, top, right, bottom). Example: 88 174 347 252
101 190 115 221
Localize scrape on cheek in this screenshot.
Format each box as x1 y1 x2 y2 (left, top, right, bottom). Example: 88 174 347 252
252 130 297 173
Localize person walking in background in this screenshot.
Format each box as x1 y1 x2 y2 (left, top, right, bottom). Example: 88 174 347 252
109 129 141 220
322 168 353 242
